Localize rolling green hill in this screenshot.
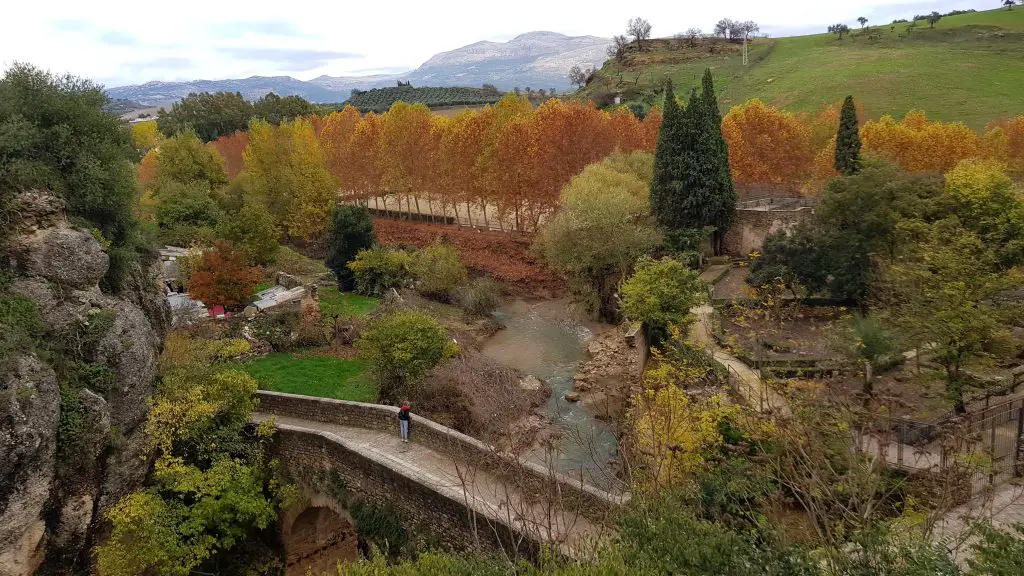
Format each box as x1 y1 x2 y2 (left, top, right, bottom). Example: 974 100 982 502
584 8 1024 129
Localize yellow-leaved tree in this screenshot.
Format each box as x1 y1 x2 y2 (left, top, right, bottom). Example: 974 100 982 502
628 354 743 490
243 118 336 242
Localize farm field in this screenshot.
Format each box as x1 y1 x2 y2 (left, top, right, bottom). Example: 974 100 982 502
584 8 1024 129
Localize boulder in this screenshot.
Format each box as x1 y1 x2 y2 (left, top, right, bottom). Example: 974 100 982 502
10 227 108 289
518 375 543 391
564 391 581 402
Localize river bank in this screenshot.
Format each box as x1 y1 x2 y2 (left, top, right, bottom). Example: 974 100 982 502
480 298 637 488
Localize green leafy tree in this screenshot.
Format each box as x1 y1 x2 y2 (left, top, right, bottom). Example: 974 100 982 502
154 181 223 246
216 201 280 265
411 243 467 301
156 91 254 142
347 247 413 296
754 162 942 302
926 11 942 28
877 221 1022 412
325 205 376 290
252 92 315 124
0 63 137 248
941 158 1024 269
537 154 661 321
153 130 228 190
620 256 705 342
830 314 895 396
835 95 862 176
357 312 453 402
97 333 291 576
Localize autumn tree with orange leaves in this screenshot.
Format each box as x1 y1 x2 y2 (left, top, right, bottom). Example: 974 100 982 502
187 240 261 307
209 131 248 179
722 99 814 194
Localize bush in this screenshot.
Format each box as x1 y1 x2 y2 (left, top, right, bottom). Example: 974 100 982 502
216 201 279 265
411 244 467 301
325 205 375 290
619 256 705 342
455 278 501 316
249 309 301 352
347 247 413 296
357 312 453 402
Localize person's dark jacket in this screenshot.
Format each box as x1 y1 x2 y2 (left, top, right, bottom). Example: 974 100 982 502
398 406 411 421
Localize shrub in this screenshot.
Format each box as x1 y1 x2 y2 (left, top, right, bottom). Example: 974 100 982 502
215 338 252 360
411 243 467 301
325 205 375 290
347 247 413 296
357 312 453 402
620 256 705 342
455 278 501 316
249 309 301 352
294 299 329 348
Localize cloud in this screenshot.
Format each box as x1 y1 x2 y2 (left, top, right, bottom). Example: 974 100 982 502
122 57 195 74
218 47 363 71
216 21 304 38
349 65 413 74
52 19 92 32
100 30 138 46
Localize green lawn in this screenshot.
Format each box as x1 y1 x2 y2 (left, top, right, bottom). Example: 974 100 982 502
245 353 377 402
318 287 379 318
585 8 1024 129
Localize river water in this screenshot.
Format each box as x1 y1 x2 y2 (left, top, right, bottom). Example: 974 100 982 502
480 299 619 488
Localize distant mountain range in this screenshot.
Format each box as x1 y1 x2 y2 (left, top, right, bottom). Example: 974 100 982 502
107 32 612 108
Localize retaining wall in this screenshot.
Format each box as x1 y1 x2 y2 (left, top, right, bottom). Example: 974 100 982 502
722 206 814 257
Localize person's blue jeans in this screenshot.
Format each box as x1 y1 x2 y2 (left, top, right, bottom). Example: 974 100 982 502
400 420 409 441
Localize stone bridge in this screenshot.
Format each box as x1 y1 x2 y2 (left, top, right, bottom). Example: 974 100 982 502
253 391 626 575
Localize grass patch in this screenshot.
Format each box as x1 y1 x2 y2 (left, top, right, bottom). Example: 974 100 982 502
244 353 377 402
318 287 379 318
585 8 1024 129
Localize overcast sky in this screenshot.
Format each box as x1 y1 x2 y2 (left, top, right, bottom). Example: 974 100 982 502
1 0 986 87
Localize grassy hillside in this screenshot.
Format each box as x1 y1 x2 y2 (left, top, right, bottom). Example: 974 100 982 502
584 8 1024 129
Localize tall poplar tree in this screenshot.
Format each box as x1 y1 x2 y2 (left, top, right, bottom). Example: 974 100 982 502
835 95 861 175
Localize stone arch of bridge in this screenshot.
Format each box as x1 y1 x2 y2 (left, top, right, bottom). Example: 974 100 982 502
280 492 359 576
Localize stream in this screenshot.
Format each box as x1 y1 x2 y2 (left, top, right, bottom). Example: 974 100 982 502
480 299 619 488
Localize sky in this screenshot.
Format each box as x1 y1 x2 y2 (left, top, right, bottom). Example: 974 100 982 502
1 0 987 87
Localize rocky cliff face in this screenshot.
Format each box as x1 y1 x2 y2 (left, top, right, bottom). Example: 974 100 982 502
0 191 168 575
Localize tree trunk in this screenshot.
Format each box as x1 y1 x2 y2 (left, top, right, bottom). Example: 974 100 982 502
414 195 422 220
453 202 461 226
863 361 873 396
466 202 473 227
481 201 489 229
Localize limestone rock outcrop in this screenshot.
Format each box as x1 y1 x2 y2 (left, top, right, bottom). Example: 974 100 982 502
0 191 168 575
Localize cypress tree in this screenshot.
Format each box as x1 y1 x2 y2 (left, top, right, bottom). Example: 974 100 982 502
650 80 687 230
835 95 861 175
671 70 737 254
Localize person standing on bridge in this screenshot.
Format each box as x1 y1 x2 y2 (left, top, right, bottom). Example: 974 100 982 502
397 402 411 443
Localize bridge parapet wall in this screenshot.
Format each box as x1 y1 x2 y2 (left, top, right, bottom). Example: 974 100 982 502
256 391 627 524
